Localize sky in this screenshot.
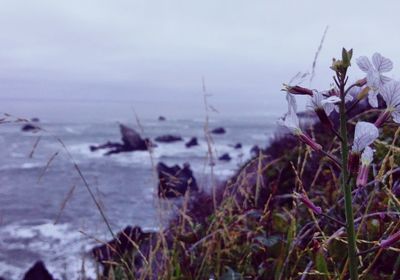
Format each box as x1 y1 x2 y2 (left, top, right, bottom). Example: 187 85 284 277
1 0 400 119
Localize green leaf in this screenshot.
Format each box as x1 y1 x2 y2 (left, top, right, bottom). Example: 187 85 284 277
315 250 329 280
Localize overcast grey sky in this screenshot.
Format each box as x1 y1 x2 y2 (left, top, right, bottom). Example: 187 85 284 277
1 0 400 117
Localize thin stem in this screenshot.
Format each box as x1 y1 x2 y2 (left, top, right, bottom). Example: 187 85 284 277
319 149 341 169
338 72 359 280
344 83 358 95
320 213 346 227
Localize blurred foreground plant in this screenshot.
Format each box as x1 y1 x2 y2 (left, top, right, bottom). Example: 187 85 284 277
280 49 398 279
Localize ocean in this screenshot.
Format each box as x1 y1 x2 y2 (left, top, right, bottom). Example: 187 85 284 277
0 98 282 279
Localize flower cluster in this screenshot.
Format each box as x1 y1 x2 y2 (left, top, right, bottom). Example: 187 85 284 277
279 50 400 264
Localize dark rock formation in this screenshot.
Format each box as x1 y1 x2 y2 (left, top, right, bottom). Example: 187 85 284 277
90 124 153 155
250 145 261 157
218 153 232 161
31 117 40 122
92 226 157 277
157 162 198 198
158 116 166 121
23 261 54 280
22 123 39 132
185 137 199 148
211 127 226 134
154 135 183 143
233 143 242 149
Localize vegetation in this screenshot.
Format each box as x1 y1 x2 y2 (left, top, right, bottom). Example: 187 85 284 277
91 50 400 279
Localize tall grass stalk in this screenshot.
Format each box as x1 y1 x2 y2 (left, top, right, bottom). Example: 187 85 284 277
338 69 358 280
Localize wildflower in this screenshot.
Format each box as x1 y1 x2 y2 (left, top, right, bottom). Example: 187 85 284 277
375 80 400 127
348 122 379 174
307 90 341 115
278 94 322 151
380 230 400 249
356 146 374 188
356 53 393 107
295 192 322 215
351 122 379 153
307 90 340 131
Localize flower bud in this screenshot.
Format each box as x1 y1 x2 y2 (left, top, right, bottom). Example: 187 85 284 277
355 78 367 87
298 193 322 215
356 165 369 188
283 84 313 96
297 133 322 152
356 146 374 188
356 87 370 101
348 152 360 175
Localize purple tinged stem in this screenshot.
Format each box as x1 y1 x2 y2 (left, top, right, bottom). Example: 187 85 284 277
374 110 391 128
380 230 400 248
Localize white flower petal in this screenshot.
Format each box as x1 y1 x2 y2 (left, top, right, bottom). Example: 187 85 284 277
381 75 392 84
352 121 379 153
368 91 379 108
286 93 297 114
322 96 341 104
372 52 393 73
278 93 301 134
361 146 374 165
367 71 384 91
392 111 400 124
380 80 400 107
324 103 335 115
356 56 373 73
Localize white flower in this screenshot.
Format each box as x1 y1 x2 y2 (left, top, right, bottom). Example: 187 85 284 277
307 90 341 115
380 80 400 124
356 53 393 107
351 121 379 153
356 146 374 188
278 94 301 135
361 146 374 165
278 94 322 151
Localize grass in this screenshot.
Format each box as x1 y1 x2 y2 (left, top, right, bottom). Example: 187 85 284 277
86 98 400 279
2 94 400 279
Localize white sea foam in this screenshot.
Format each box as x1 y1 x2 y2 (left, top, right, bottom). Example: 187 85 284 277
0 221 98 280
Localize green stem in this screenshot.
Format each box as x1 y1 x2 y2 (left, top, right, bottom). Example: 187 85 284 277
338 73 358 280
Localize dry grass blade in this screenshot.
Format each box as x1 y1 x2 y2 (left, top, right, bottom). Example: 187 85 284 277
56 138 117 240
37 150 59 183
54 184 76 225
310 25 329 83
29 135 42 158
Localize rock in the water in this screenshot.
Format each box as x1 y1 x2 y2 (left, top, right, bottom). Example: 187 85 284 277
158 116 166 121
120 124 148 150
23 261 54 280
218 153 232 161
22 123 39 132
250 145 261 157
90 124 152 155
154 135 183 143
233 143 242 149
92 226 156 277
157 162 198 198
211 127 226 134
185 137 198 148
31 117 40 122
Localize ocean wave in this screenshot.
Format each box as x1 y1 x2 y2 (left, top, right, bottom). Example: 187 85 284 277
0 221 98 280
